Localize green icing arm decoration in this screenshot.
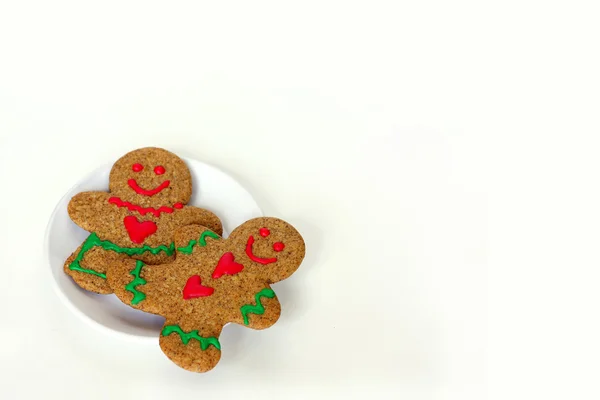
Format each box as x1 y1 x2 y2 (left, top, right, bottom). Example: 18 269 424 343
161 325 221 350
176 241 196 254
125 260 147 305
177 230 221 254
68 233 175 279
199 230 220 246
240 288 276 325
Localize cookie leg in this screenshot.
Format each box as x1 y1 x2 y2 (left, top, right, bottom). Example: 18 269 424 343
64 235 125 294
236 287 281 330
159 321 223 372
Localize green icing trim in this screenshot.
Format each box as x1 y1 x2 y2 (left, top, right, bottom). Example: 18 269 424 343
161 325 221 350
125 260 147 305
240 288 276 325
199 230 220 246
68 233 175 279
177 230 221 254
177 242 196 254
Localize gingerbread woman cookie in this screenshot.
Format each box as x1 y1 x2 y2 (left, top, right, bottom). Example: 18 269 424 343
106 217 305 372
64 147 223 294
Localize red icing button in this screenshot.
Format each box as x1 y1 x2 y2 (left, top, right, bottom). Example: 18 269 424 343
173 202 183 209
259 228 270 237
154 165 166 175
183 275 214 299
273 242 285 252
132 163 143 172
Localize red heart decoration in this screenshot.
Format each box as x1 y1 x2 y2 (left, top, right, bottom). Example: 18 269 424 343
183 275 215 299
212 252 244 279
123 216 157 244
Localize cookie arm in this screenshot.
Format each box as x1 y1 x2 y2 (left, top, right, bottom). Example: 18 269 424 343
176 206 223 237
231 284 281 330
68 191 114 233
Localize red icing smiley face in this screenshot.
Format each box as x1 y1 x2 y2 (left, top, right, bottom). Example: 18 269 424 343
129 163 170 196
245 227 286 265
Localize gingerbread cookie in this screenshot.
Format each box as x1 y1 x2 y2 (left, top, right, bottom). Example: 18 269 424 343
64 147 223 294
106 217 305 372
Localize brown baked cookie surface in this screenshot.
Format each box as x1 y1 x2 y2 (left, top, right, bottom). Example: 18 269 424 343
106 217 305 372
64 147 223 294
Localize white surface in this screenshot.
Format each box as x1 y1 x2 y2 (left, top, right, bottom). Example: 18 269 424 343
1 1 599 399
45 158 262 340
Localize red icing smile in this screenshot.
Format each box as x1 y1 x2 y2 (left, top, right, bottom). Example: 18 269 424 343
128 179 170 196
245 235 278 265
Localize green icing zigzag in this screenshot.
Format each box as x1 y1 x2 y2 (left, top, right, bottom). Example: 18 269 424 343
240 288 276 325
161 325 221 350
124 260 147 305
68 232 175 279
177 230 221 254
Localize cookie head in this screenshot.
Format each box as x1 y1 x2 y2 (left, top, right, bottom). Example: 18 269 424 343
109 147 192 207
230 217 306 283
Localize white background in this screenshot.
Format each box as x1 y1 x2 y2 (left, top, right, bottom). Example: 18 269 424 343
0 1 598 399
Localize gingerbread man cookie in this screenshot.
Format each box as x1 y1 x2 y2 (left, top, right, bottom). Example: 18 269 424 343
106 217 305 372
64 147 223 294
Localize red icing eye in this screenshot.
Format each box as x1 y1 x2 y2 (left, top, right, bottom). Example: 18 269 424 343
132 163 143 172
154 165 166 175
273 242 285 252
259 228 270 237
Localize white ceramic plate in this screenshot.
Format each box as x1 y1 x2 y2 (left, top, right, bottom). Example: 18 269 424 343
45 157 262 342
